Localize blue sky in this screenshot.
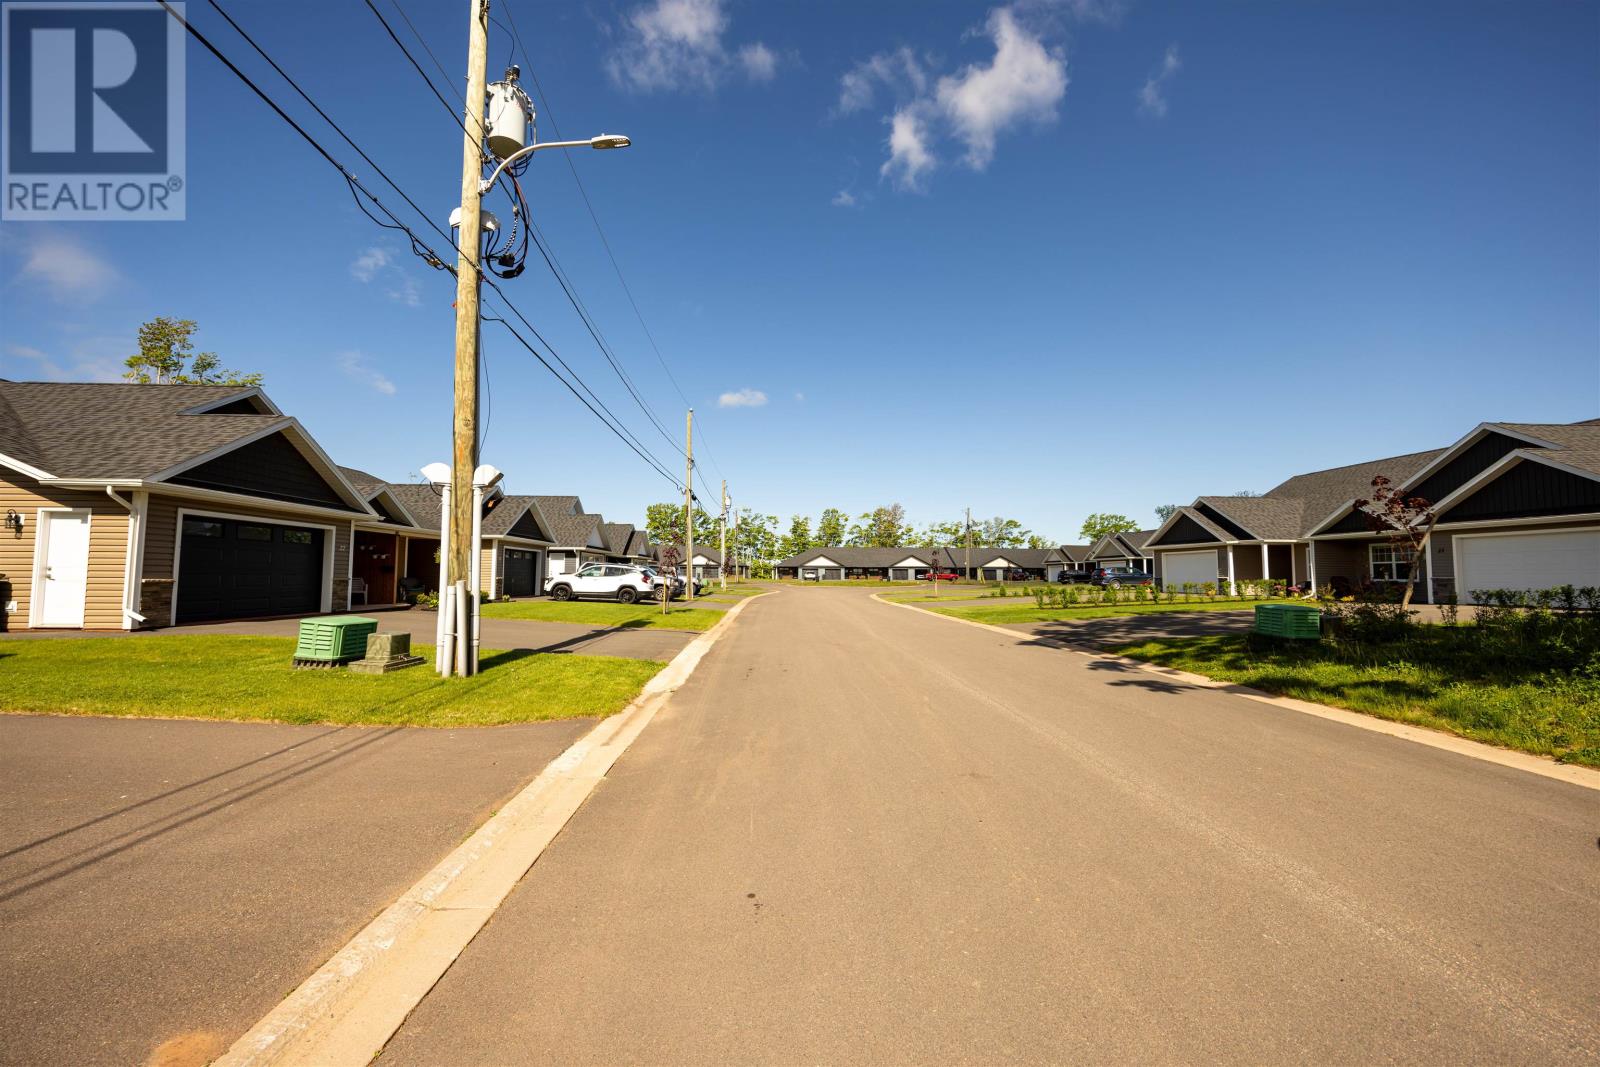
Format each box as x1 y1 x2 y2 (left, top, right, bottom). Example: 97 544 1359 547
2 0 1597 542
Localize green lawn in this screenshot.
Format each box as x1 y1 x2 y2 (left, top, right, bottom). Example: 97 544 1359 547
1112 633 1600 768
922 600 1281 625
0 636 663 727
480 599 727 631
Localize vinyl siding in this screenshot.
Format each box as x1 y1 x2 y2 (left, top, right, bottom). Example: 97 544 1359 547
168 431 347 508
0 472 131 631
1310 539 1366 587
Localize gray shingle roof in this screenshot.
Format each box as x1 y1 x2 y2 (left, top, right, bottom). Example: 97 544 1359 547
0 381 286 479
1194 496 1308 540
1261 447 1446 537
777 546 934 568
1489 422 1600 478
625 531 652 557
484 495 550 538
385 483 445 532
546 511 602 549
600 522 636 555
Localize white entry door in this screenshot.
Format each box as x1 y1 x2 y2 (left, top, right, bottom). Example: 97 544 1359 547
36 510 91 627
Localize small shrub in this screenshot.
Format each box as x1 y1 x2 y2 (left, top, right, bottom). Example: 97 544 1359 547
414 591 440 611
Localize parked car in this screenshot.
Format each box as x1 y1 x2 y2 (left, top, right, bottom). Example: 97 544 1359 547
917 569 961 582
1091 567 1154 588
1056 568 1095 584
545 563 663 603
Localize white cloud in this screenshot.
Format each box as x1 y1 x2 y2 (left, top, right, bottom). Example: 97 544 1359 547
738 42 778 82
337 350 397 396
881 106 936 191
836 47 928 115
842 5 1069 193
605 0 781 92
718 387 767 408
793 391 806 402
831 189 857 207
350 247 391 283
1137 44 1181 118
12 233 119 301
387 276 422 308
934 7 1068 169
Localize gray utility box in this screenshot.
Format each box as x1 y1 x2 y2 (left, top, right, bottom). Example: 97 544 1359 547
347 632 425 674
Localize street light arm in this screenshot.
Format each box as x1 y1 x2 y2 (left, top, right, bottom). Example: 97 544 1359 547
479 134 631 194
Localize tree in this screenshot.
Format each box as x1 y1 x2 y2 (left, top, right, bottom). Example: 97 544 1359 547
1025 533 1055 550
816 508 847 546
847 503 914 547
1079 513 1139 543
1154 504 1181 524
644 502 716 548
124 316 262 386
780 514 813 559
976 516 1030 548
729 509 779 577
1354 476 1437 610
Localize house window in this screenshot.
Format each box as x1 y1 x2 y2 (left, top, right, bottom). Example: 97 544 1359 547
237 524 273 541
284 529 314 545
1369 544 1415 582
183 519 223 538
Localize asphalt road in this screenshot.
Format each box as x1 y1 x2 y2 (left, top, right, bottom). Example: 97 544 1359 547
382 588 1600 1065
0 714 590 1067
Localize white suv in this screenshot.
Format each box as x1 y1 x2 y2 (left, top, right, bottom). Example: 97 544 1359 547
545 563 661 603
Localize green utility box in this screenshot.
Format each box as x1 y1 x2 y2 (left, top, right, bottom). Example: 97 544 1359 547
1254 603 1321 640
293 615 379 667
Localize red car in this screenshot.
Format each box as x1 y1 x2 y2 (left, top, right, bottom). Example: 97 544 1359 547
919 570 960 582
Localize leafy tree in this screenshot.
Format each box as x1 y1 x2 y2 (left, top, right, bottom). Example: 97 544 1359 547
1233 490 1261 497
847 503 914 547
124 316 262 386
780 515 813 559
729 509 779 576
916 519 966 547
644 502 716 548
1154 504 1181 524
1079 512 1139 543
1025 533 1055 550
976 516 1031 548
816 507 847 546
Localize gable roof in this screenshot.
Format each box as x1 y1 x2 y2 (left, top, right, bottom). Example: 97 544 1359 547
0 381 370 513
1148 505 1233 547
625 530 652 557
385 482 445 532
545 510 605 549
483 495 552 539
600 522 637 555
1057 544 1092 563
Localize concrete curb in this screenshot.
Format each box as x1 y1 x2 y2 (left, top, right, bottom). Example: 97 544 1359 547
213 593 774 1067
872 594 1600 794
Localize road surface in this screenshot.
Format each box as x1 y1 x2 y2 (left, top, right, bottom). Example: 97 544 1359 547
381 588 1600 1064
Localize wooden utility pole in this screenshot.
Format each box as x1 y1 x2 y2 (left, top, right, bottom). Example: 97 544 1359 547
684 408 695 602
447 0 489 676
965 506 973 582
719 480 728 591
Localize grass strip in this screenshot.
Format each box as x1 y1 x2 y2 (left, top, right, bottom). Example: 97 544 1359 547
924 600 1274 625
480 600 726 631
0 636 663 727
1112 634 1600 768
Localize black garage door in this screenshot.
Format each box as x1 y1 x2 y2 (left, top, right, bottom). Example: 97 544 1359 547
503 549 538 597
176 516 324 623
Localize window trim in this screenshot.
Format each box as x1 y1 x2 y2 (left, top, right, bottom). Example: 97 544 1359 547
1368 542 1416 582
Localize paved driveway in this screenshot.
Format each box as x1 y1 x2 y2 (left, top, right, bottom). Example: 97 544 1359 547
0 714 590 1067
382 588 1600 1064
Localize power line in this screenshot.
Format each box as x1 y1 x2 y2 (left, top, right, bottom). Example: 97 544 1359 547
386 0 460 104
360 0 484 158
161 0 685 491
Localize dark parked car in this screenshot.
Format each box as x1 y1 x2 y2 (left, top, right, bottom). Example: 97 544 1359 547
1056 568 1095 584
1092 567 1154 587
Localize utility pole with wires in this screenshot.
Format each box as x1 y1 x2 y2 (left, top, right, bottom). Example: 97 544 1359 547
684 408 695 602
719 480 729 591
444 0 490 678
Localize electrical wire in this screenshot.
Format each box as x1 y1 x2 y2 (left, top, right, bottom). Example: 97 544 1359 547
385 0 461 105
361 0 487 162
160 1 686 491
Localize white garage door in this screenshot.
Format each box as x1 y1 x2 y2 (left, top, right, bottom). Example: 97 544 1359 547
1456 530 1600 603
1160 549 1218 589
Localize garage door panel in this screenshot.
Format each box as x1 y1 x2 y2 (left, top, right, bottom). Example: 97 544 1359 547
1457 530 1600 603
177 518 324 623
1162 549 1218 589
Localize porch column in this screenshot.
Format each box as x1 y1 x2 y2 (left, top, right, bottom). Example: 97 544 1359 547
1226 544 1236 590
1260 542 1270 582
1290 543 1298 586
1422 543 1433 605
1308 542 1318 590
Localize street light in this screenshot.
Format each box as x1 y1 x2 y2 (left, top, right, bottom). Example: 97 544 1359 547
479 134 631 195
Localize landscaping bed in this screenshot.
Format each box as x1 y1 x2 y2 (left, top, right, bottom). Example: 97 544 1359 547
479 600 727 631
0 636 663 727
1112 598 1600 768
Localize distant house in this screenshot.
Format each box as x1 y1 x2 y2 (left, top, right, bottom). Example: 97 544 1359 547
774 545 1073 582
534 497 611 577
1085 531 1154 574
656 544 722 580
0 382 373 630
